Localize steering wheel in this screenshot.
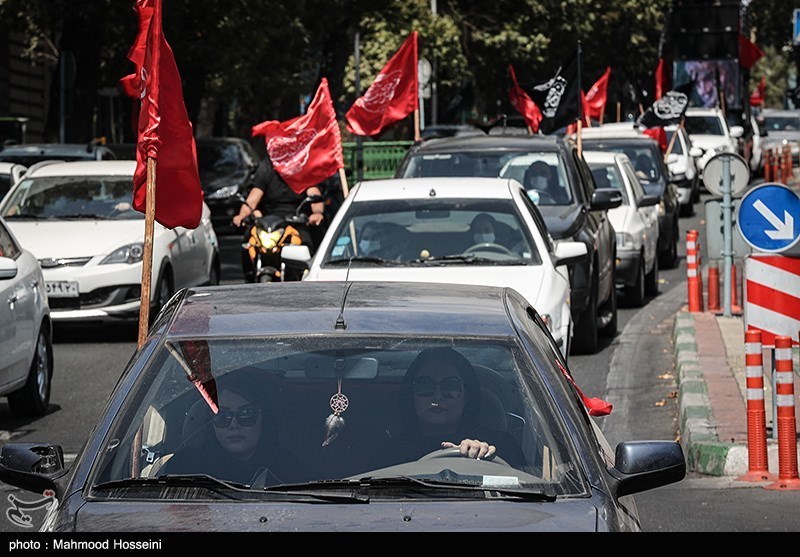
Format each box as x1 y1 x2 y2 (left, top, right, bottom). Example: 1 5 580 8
463 243 515 256
417 447 510 467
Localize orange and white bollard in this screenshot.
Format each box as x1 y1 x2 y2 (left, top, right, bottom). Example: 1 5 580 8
730 261 742 314
737 329 776 482
707 261 720 313
764 149 772 182
686 230 703 312
765 335 800 490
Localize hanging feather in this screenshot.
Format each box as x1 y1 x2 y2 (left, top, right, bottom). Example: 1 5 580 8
322 388 348 447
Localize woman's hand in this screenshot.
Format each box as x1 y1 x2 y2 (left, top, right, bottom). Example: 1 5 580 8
307 213 324 226
441 439 496 460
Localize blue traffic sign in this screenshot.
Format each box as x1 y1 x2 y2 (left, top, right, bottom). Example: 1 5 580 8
736 183 800 253
795 9 800 45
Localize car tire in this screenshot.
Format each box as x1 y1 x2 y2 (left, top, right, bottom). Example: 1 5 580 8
152 266 174 316
8 325 53 417
645 255 659 296
625 255 646 308
571 278 599 355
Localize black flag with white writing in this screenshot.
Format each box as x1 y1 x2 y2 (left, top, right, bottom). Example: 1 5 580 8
637 91 689 128
528 54 580 135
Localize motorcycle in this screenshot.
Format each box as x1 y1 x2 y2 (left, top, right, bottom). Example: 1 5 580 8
237 194 323 283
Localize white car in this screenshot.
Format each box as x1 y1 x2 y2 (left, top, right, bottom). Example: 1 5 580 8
683 107 744 179
0 214 52 416
282 177 587 359
664 124 703 216
584 151 660 307
0 160 220 323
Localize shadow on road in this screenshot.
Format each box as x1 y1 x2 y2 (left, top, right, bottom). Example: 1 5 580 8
52 322 138 344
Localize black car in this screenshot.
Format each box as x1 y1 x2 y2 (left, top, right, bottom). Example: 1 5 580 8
0 281 685 532
580 136 681 269
395 134 621 355
195 137 260 234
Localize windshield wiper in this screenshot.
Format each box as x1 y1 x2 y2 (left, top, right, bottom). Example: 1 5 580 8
410 254 518 266
3 212 47 220
58 213 110 220
326 256 396 266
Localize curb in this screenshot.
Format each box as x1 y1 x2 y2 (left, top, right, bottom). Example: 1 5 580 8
673 311 742 476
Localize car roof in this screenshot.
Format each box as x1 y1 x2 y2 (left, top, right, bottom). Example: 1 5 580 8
25 160 136 178
350 177 518 201
166 281 522 338
685 107 723 116
578 122 642 140
411 134 566 153
0 143 109 155
761 108 800 116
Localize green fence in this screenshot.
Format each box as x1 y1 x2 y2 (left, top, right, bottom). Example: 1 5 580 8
343 140 414 180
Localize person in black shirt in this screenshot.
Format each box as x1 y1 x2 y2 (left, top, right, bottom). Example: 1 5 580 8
232 156 326 252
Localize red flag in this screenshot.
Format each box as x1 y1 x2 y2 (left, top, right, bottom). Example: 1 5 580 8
345 31 418 137
120 0 203 230
583 66 611 121
252 78 344 194
508 64 542 133
738 34 764 70
653 58 669 101
642 126 668 153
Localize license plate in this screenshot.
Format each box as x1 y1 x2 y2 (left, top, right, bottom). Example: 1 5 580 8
45 281 79 298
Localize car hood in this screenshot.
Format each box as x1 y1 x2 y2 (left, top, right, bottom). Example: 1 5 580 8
607 206 633 236
536 204 582 239
6 220 159 259
199 168 249 192
307 266 549 308
69 499 604 532
763 131 800 144
688 135 730 150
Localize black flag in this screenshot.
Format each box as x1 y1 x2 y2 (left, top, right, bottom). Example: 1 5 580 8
529 54 580 135
636 91 689 128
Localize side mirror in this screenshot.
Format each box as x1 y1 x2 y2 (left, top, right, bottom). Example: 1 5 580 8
590 188 623 210
730 125 744 139
689 146 703 158
638 194 660 208
0 256 18 280
607 441 686 497
282 244 312 267
0 443 68 497
553 241 588 267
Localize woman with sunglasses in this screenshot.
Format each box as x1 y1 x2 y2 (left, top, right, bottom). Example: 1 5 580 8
369 347 524 470
162 373 307 486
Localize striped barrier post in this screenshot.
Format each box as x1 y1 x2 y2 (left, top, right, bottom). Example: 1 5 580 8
737 329 776 482
707 261 720 312
730 261 742 314
686 230 703 312
763 149 772 182
765 335 800 490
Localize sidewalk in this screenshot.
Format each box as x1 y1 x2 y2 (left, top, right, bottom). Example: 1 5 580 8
673 308 800 477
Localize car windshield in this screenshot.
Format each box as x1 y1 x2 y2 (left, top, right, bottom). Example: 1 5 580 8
0 176 142 220
401 150 573 205
581 142 663 186
763 115 800 133
197 142 245 178
0 174 11 199
89 335 587 498
588 162 629 205
320 198 541 265
684 115 724 136
665 131 684 155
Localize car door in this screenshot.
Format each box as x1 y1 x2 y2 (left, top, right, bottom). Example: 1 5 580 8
623 162 658 266
0 220 36 387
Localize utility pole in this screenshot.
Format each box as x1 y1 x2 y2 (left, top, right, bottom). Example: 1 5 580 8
430 0 438 125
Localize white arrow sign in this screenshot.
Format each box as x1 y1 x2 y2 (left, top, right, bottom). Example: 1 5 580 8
754 199 795 240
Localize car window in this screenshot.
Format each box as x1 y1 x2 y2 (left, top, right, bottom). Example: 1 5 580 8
321 198 541 265
1 176 141 220
89 335 588 496
622 163 646 202
498 152 573 205
763 115 800 132
197 142 246 176
666 130 684 155
572 150 595 203
588 162 629 204
0 219 20 259
517 189 554 253
684 115 724 136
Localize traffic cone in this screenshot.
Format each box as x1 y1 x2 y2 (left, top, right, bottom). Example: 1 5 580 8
736 329 776 482
686 230 703 312
765 336 800 490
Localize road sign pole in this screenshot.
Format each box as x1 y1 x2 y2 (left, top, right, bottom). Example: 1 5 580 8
722 156 733 317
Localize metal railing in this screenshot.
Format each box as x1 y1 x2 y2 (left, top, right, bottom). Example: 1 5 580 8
342 141 414 181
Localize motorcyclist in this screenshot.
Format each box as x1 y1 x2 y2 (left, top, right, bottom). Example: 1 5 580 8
232 155 325 253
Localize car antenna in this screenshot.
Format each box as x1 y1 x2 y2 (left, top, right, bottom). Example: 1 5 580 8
334 258 354 330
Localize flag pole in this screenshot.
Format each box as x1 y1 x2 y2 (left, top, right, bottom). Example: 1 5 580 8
577 40 583 157
138 157 156 348
663 117 683 161
338 167 350 198
414 108 421 141
616 101 621 122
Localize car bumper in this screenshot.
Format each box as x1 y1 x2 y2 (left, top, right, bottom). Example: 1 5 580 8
614 249 639 286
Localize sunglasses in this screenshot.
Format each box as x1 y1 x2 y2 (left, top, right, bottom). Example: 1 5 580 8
413 376 464 399
212 405 261 428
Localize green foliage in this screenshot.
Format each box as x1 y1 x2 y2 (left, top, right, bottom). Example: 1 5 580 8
751 45 793 108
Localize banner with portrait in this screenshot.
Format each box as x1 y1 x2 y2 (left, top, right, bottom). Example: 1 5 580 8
673 59 740 109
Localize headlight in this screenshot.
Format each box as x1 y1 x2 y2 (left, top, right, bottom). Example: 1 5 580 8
658 200 666 216
100 243 144 265
616 232 635 249
206 185 239 199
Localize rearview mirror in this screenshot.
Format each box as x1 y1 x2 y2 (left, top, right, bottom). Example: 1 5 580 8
666 153 679 165
689 147 703 158
553 241 588 267
304 356 379 379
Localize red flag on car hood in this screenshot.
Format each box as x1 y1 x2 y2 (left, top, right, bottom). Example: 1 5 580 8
119 0 203 230
252 78 344 194
345 31 418 137
508 64 542 133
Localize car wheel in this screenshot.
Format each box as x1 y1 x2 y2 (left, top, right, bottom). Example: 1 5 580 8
571 279 599 355
8 326 53 417
645 254 659 296
153 266 174 315
625 255 646 308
